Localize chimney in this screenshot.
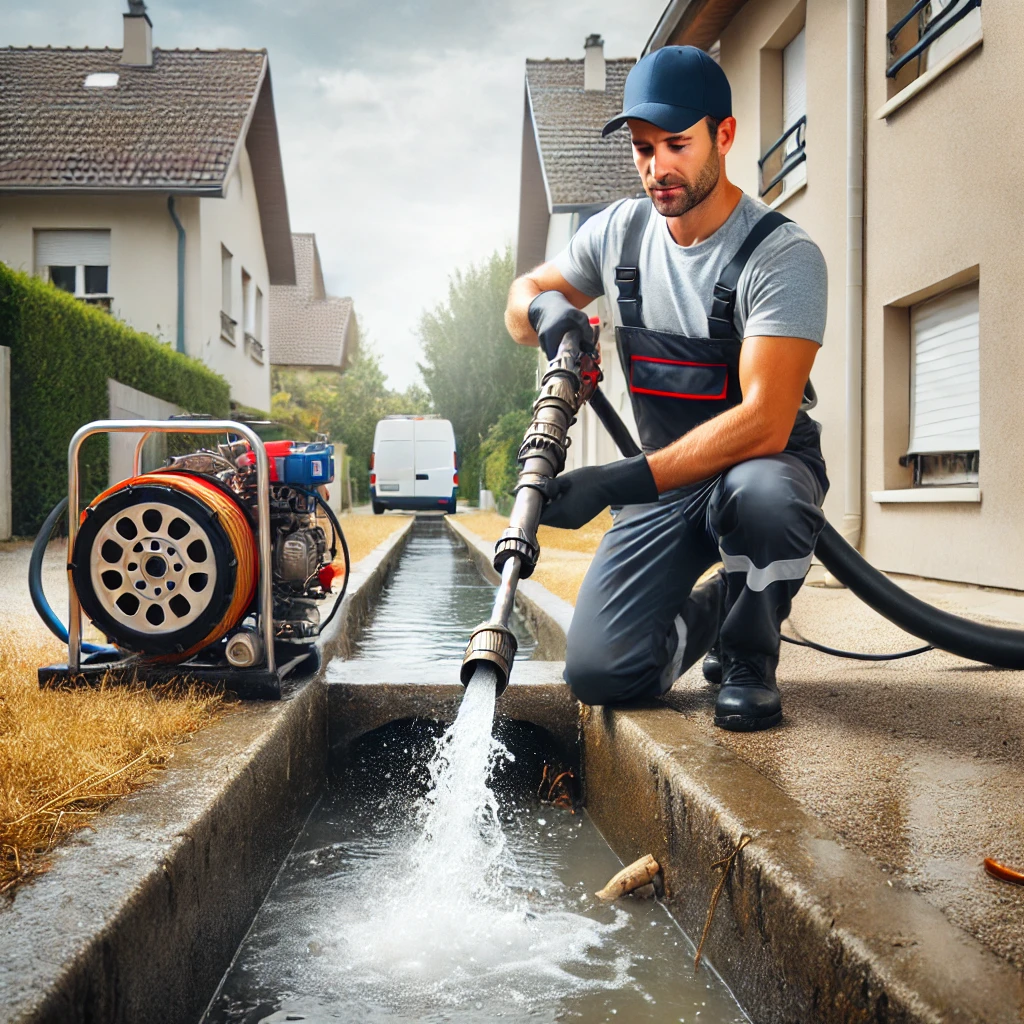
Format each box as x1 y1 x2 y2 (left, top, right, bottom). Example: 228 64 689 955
122 0 153 67
584 34 605 92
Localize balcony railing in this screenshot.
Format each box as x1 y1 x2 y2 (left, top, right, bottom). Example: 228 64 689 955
245 333 265 363
758 117 806 198
220 311 237 344
887 0 981 79
82 294 113 313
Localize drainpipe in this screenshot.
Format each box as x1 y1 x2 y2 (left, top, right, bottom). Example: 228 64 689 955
843 0 866 549
167 196 186 354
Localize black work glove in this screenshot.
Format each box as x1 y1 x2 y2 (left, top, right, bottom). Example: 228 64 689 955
538 455 659 530
528 291 594 360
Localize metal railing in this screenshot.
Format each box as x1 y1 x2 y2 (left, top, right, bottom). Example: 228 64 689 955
244 332 265 363
887 0 981 79
758 117 806 198
220 310 237 343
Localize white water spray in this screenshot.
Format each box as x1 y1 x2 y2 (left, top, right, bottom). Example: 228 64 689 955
327 665 629 1012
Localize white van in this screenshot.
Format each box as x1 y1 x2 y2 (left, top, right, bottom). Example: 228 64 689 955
370 416 458 515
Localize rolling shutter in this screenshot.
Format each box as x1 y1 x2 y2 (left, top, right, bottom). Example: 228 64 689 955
783 28 806 138
35 229 110 269
908 282 980 454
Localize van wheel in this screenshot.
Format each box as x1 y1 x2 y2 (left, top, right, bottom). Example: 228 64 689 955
445 499 457 516
372 501 384 515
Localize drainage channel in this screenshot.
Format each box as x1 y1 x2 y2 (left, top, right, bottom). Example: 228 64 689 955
344 515 537 664
201 515 749 1024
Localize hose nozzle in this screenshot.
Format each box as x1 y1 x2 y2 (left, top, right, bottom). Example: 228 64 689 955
461 621 517 695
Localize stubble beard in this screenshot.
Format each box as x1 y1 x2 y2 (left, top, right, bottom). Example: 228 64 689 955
647 145 721 218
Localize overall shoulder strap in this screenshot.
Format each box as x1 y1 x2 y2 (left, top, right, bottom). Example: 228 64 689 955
707 209 791 341
614 198 653 329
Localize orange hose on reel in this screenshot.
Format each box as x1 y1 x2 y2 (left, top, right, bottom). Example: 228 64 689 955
84 472 259 661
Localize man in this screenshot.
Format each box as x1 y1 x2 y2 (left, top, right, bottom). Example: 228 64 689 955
504 45 828 731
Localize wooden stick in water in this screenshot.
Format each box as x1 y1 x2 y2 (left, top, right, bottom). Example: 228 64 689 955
595 853 661 901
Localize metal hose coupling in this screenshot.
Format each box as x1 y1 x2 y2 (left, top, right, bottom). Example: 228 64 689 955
461 620 518 695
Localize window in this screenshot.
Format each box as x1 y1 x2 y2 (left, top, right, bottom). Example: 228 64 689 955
887 0 981 94
254 286 263 342
241 268 252 334
220 245 236 343
35 229 112 310
902 282 979 486
758 26 807 201
242 271 264 362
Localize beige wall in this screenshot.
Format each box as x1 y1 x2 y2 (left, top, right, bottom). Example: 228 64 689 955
0 192 181 345
196 146 272 412
716 0 851 532
862 0 1024 587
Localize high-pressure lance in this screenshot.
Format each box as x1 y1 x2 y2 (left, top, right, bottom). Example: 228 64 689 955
459 327 601 694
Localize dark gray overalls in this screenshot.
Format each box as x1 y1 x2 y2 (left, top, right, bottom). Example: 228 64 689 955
564 199 828 704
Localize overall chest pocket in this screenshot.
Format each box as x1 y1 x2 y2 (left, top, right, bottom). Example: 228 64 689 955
629 354 729 401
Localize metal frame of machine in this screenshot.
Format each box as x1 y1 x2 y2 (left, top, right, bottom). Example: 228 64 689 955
40 419 297 699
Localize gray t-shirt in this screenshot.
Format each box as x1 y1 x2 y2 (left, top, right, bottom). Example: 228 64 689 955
553 193 827 344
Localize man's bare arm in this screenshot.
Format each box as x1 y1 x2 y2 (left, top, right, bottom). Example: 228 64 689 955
646 336 820 492
505 263 596 347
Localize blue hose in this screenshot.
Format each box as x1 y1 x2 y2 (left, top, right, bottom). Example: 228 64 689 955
29 497 118 656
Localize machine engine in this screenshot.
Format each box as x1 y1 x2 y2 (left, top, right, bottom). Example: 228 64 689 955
71 438 341 664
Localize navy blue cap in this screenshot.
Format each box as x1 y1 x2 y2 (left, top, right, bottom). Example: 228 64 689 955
602 46 732 137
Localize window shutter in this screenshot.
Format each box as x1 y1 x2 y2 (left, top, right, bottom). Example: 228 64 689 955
783 28 806 134
35 229 110 269
908 282 980 454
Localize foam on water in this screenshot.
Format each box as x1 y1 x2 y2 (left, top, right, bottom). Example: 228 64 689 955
323 665 629 1012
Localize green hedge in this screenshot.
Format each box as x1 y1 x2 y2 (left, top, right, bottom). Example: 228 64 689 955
0 265 231 534
480 406 532 516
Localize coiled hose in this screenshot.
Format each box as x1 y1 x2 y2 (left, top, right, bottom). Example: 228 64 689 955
29 497 116 656
87 473 259 661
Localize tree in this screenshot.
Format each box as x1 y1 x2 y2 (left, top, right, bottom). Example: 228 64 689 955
272 346 430 503
417 246 536 500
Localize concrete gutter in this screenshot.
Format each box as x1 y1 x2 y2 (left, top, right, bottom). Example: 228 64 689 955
443 518 1024 1023
0 519 414 1024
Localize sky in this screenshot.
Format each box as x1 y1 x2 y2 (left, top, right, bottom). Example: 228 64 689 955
0 0 665 389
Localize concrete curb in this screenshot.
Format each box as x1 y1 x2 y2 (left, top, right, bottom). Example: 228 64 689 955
0 518 416 1024
445 519 1024 1024
445 516 574 661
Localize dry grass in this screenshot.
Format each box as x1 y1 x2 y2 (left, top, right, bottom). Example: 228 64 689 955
0 626 225 896
461 510 613 606
461 509 613 554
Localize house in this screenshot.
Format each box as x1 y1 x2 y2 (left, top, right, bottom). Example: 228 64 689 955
0 1 296 413
270 233 358 374
517 35 640 472
646 0 1011 588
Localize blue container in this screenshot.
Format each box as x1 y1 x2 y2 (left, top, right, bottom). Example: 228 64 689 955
281 442 335 487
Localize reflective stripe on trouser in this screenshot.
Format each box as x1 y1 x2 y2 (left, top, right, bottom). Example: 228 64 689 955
564 452 826 705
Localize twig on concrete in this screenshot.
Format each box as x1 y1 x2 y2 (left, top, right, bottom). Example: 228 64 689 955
694 833 752 971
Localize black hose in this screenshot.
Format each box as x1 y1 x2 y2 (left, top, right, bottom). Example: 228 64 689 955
588 388 1024 670
29 497 116 655
814 522 1024 668
296 488 350 636
780 632 933 661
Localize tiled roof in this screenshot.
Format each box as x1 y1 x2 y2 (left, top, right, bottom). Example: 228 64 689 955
525 58 641 207
269 234 354 371
0 47 266 190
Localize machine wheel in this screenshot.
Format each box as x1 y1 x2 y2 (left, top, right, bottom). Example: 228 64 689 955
73 482 251 658
372 500 384 515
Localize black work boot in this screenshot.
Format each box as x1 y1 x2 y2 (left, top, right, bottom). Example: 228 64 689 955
679 569 726 679
714 651 782 731
702 640 722 686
